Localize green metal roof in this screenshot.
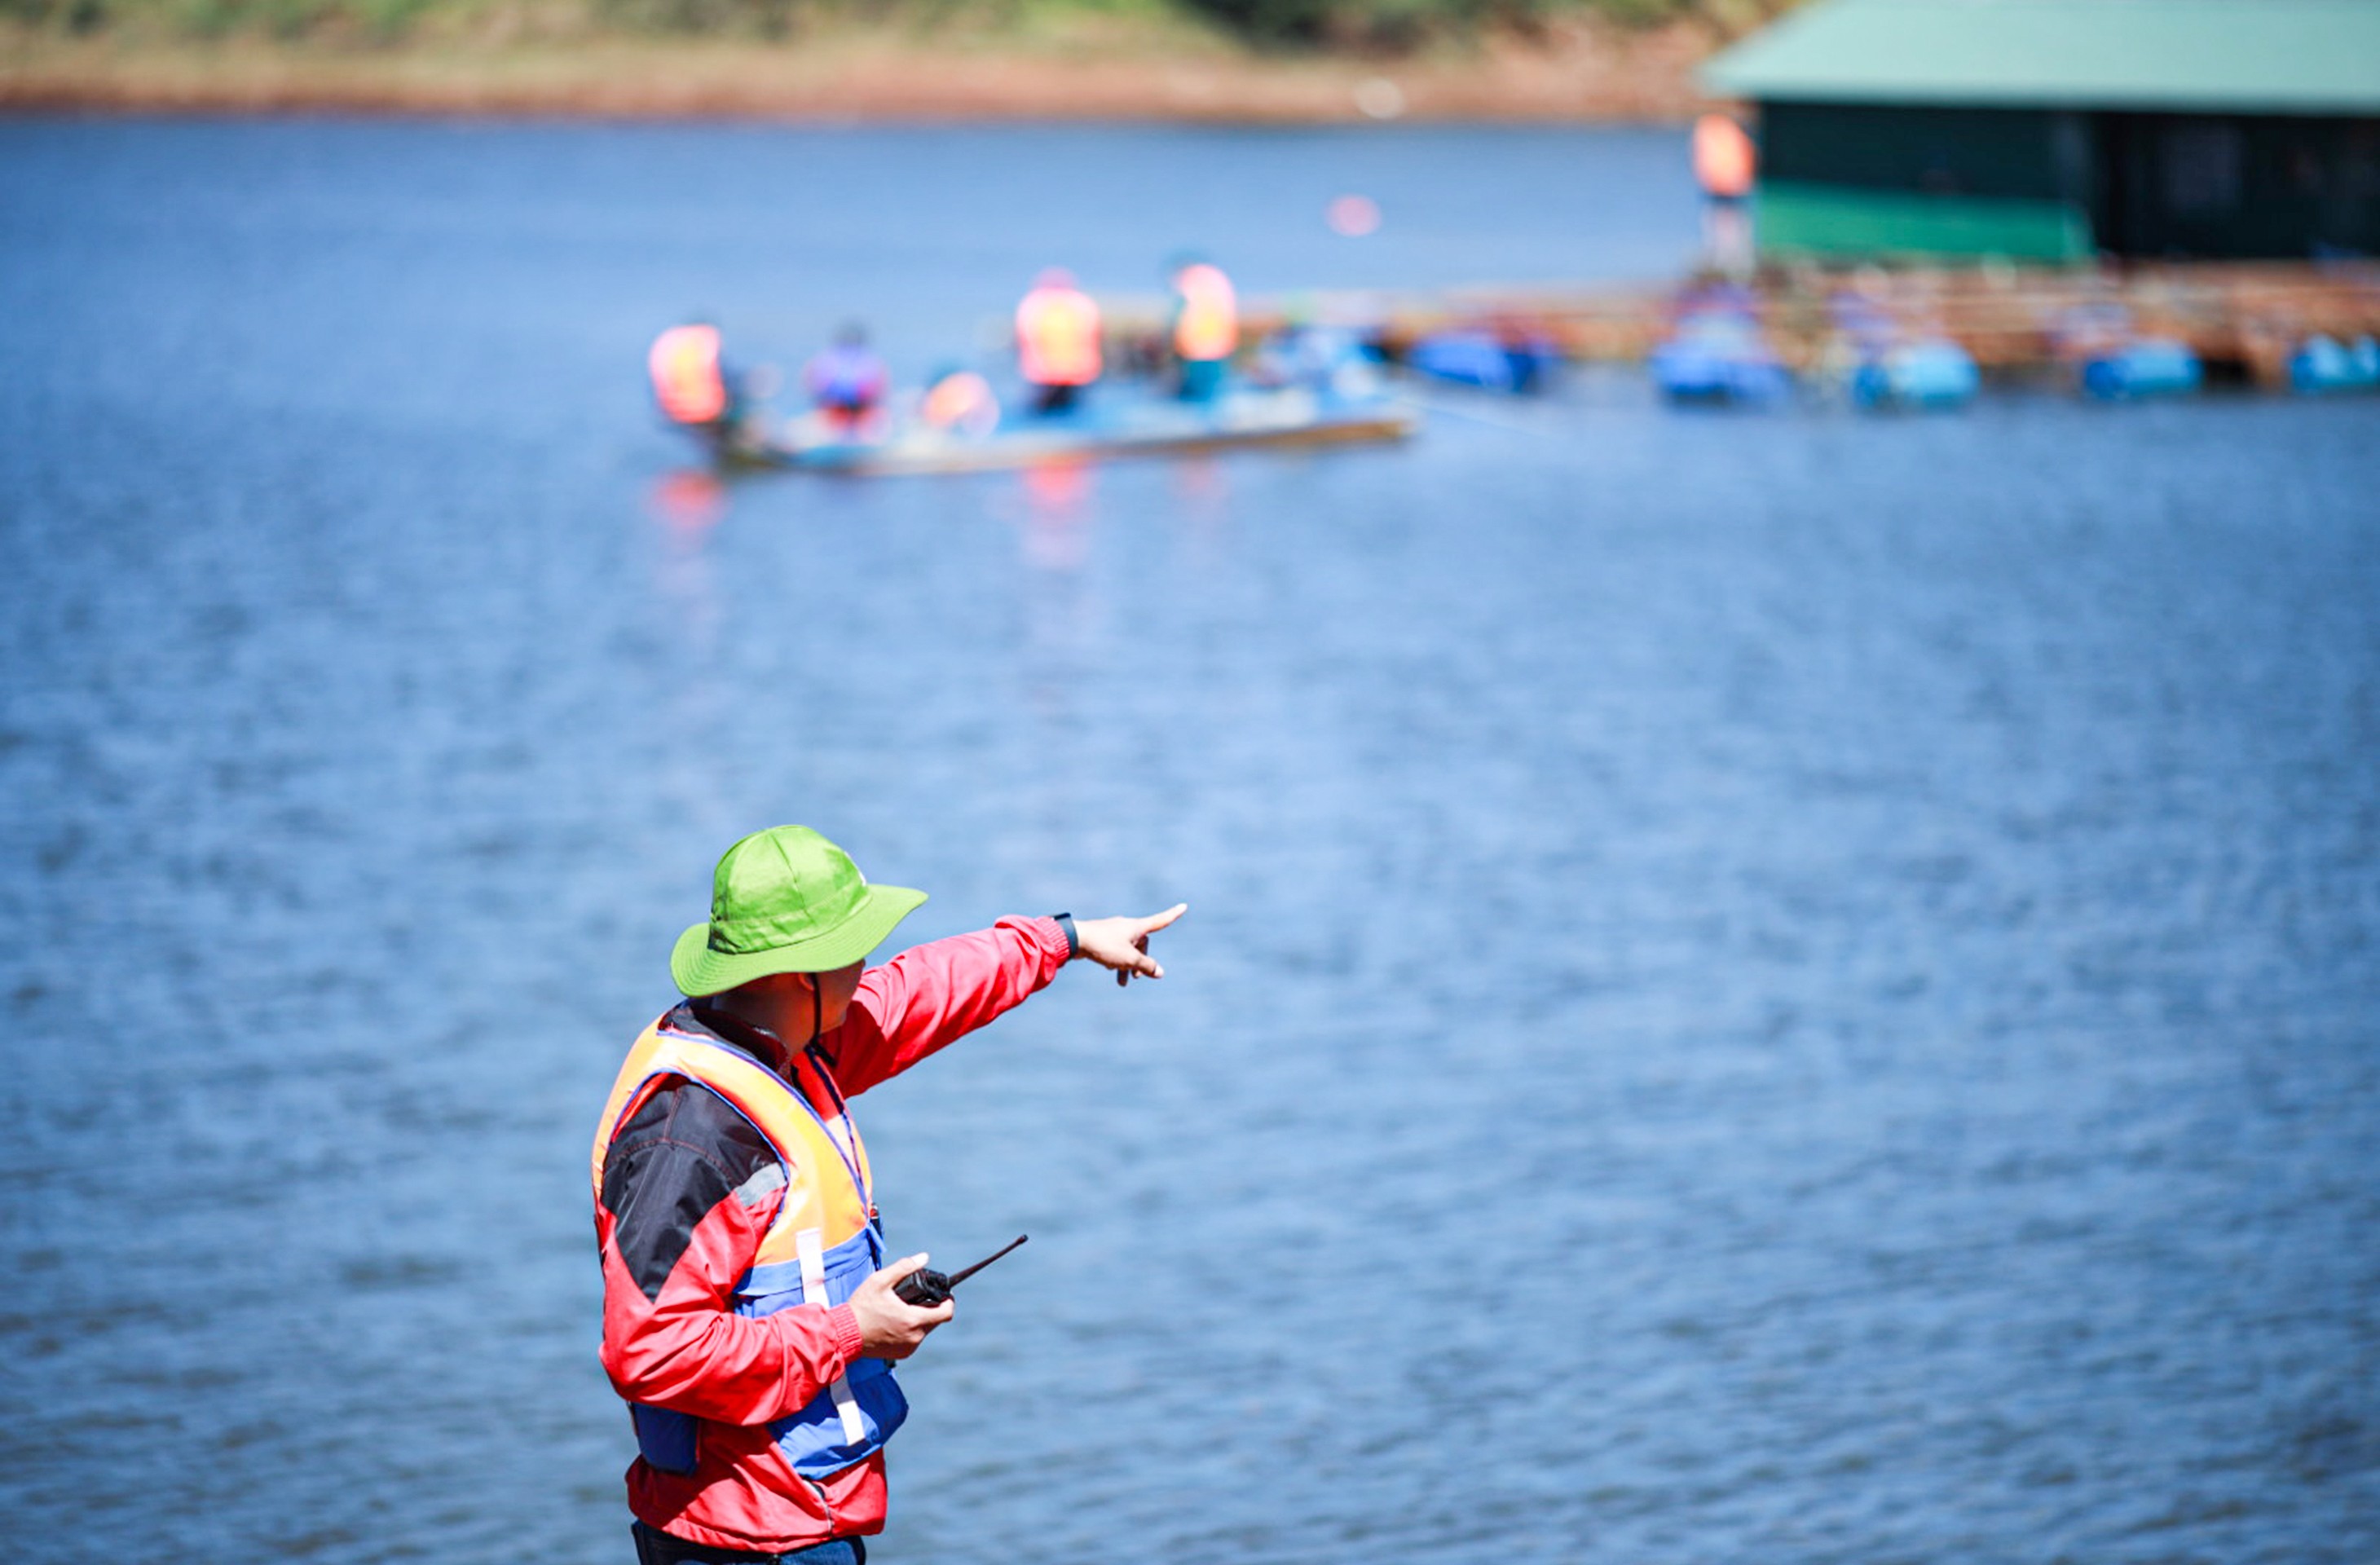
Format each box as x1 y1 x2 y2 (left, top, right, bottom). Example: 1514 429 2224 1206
1703 0 2380 113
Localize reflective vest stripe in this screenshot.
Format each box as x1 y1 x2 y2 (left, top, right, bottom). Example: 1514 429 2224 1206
798 1227 870 1446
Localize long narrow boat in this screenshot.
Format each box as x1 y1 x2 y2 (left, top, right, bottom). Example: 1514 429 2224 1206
747 388 1416 476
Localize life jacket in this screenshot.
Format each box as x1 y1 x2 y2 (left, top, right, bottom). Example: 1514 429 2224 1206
650 325 729 426
591 1012 906 1479
1016 286 1102 388
1172 264 1239 363
1693 114 1756 201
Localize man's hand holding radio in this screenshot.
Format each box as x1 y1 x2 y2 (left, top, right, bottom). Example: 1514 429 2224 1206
850 1254 953 1360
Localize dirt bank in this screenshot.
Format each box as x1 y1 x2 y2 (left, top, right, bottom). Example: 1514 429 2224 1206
0 20 1716 121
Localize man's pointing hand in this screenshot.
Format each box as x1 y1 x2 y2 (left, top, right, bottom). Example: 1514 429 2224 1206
1073 904 1188 987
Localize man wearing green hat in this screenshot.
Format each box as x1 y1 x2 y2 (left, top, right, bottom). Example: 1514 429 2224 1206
591 825 1184 1564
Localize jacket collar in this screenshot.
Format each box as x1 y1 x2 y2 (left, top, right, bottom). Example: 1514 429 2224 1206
672 999 796 1083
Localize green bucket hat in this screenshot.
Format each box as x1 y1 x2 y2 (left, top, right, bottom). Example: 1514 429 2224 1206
671 826 927 997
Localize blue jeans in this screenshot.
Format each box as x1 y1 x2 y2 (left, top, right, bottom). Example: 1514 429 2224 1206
632 1521 866 1565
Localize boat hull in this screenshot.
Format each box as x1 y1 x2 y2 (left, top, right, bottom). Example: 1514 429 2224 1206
757 393 1416 476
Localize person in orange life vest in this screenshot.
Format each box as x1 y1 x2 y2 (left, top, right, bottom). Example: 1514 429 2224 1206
1692 112 1757 279
593 825 1186 1565
1166 256 1238 404
650 321 756 455
1014 268 1101 416
803 322 891 441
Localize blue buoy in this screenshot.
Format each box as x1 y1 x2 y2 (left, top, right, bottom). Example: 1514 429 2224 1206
2290 334 2380 395
1408 329 1560 395
1650 313 1792 403
2081 338 2202 400
1853 338 1979 410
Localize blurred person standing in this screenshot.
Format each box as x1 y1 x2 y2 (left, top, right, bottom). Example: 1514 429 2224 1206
1015 269 1102 416
1167 255 1239 403
650 321 755 457
803 323 891 441
592 825 1186 1565
1692 112 1757 279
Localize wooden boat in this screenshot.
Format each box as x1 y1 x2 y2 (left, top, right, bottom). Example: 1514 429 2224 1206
746 387 1416 476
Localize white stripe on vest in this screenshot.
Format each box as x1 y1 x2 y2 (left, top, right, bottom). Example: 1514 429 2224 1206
796 1226 869 1446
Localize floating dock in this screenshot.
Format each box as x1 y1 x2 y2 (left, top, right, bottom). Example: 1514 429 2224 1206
1107 262 2380 390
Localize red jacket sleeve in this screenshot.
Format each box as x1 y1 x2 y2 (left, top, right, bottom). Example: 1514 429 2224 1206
597 1082 866 1426
827 915 1072 1096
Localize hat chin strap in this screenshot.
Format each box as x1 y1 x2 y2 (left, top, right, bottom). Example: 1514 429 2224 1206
811 971 823 1049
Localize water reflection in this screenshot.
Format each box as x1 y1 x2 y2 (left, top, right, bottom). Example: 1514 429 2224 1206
647 468 727 540
1169 454 1235 553
1015 459 1097 574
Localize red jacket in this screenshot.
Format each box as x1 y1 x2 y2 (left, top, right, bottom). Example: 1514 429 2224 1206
594 916 1073 1552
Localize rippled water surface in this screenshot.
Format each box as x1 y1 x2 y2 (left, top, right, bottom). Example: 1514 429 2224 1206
2 121 2378 1563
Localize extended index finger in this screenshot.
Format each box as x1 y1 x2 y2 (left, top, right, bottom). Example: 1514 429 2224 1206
1136 902 1189 937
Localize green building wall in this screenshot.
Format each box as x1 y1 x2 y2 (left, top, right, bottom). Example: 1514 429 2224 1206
1755 101 2097 262
1757 181 2095 262
1749 99 2380 262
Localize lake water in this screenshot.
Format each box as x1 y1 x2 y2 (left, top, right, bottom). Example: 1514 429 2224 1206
2 119 2377 1564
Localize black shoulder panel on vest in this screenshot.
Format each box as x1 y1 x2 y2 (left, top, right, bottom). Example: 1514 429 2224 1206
602 1078 780 1303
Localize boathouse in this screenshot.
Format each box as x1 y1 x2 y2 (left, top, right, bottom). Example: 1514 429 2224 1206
1701 0 2380 262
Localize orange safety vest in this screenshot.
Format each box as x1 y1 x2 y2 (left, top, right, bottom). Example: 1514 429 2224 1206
1693 114 1756 201
1172 263 1239 364
592 1013 906 1479
1016 286 1103 388
650 324 729 425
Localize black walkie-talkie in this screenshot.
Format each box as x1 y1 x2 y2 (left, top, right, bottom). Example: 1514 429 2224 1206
893 1234 1028 1307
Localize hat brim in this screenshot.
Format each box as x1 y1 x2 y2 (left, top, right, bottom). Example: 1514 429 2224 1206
671 884 928 997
